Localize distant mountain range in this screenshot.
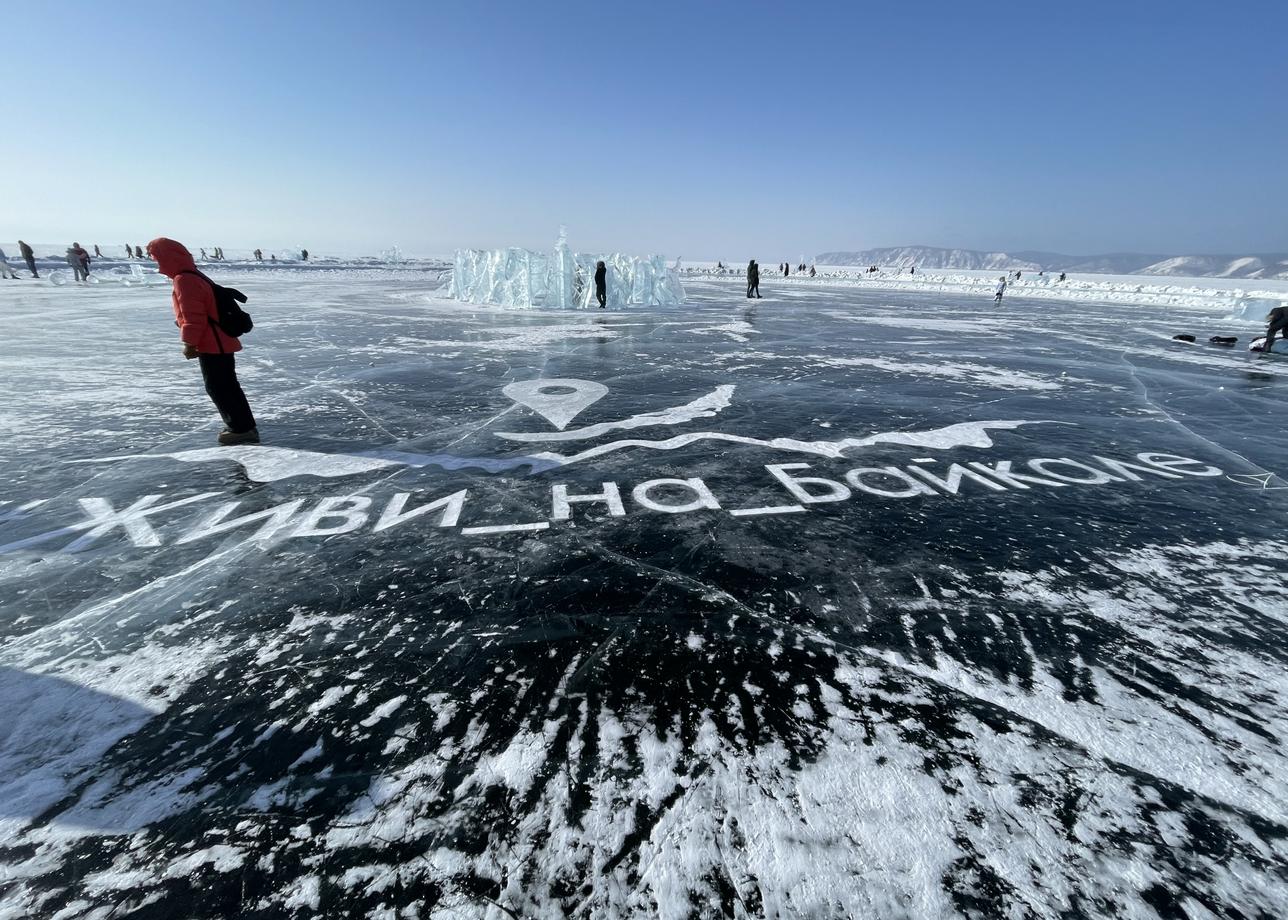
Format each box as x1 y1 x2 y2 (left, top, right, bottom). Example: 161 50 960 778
813 246 1288 280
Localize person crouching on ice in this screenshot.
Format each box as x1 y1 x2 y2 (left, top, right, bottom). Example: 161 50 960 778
148 237 260 445
1263 305 1288 353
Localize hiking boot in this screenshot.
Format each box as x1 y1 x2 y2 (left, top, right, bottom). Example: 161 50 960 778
218 428 260 446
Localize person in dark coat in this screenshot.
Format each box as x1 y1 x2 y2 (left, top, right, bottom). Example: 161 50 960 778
594 260 607 308
18 240 37 277
67 243 91 281
1264 305 1288 352
746 260 761 298
301 248 309 261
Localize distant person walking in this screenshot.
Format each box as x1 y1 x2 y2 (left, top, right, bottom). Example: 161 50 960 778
18 240 37 277
746 259 761 298
594 259 607 308
148 237 260 445
94 244 102 258
0 248 19 279
254 248 263 261
67 243 91 281
994 277 1007 302
301 248 309 261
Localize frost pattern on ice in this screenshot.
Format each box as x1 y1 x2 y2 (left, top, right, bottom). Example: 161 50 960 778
450 230 685 308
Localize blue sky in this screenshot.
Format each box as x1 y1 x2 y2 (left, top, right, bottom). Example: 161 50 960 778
2 0 1284 259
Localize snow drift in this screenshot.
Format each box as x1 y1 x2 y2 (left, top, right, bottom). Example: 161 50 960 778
816 246 1288 279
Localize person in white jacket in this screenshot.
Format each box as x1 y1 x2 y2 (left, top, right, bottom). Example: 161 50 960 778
0 248 19 279
994 277 1007 302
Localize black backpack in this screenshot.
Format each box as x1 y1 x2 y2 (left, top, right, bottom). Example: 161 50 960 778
179 271 254 338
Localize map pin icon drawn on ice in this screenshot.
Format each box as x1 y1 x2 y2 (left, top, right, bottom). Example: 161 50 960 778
503 379 608 430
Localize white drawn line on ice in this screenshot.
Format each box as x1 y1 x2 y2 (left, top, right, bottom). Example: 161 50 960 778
62 420 1053 482
72 446 403 481
0 525 84 554
524 419 1051 467
68 445 542 483
1226 473 1288 491
461 522 550 535
496 385 736 443
729 504 806 517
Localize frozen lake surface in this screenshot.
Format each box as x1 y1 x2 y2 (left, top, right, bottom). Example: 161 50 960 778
2 268 1287 918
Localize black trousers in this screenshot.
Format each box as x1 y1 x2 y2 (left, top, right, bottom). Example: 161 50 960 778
198 353 257 433
24 256 37 277
596 286 606 308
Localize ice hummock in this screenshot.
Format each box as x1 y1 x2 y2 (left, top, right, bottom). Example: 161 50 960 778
1228 293 1287 323
450 230 685 308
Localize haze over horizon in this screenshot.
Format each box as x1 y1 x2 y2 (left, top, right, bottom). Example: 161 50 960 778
2 0 1284 259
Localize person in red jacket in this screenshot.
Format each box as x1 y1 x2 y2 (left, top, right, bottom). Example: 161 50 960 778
147 237 260 445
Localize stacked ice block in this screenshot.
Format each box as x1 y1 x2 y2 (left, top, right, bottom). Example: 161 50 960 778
451 231 684 308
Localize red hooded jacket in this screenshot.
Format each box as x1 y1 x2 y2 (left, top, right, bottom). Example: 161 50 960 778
148 237 242 354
